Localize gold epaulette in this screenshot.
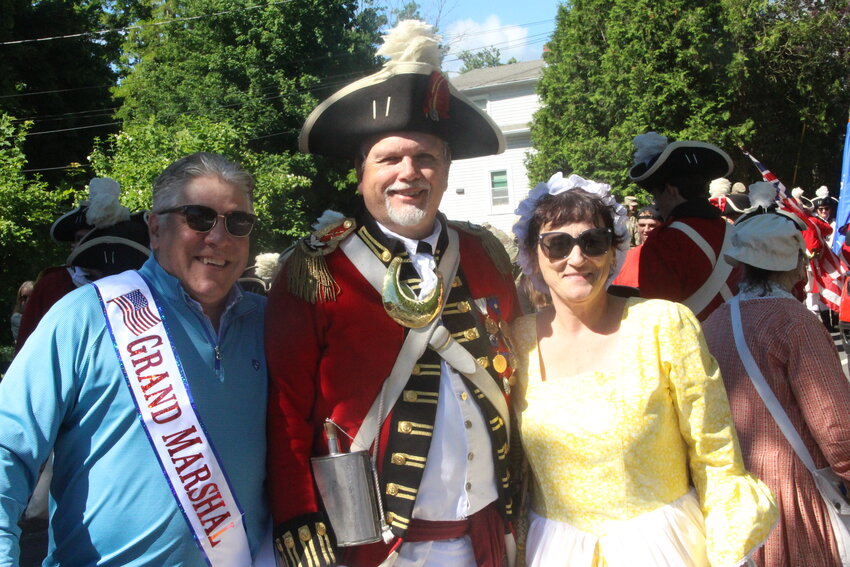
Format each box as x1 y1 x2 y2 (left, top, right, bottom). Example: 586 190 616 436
286 217 356 303
448 221 514 276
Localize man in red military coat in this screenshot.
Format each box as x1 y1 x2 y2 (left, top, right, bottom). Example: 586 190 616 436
265 20 520 567
616 132 740 320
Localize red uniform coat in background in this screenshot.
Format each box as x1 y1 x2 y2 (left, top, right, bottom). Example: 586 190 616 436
265 214 519 567
631 200 740 321
15 266 77 352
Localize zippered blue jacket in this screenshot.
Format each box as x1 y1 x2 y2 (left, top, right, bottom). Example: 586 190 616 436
0 257 270 566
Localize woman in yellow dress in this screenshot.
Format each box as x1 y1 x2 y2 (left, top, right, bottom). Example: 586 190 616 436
510 173 777 567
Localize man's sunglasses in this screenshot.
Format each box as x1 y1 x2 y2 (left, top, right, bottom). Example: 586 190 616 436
538 228 613 259
157 205 257 237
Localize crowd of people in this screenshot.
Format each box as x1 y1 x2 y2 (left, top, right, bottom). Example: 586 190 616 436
1 19 849 567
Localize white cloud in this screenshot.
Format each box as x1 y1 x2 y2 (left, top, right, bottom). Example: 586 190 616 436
441 15 538 75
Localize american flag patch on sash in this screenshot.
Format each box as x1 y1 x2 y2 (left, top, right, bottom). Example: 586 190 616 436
108 289 161 335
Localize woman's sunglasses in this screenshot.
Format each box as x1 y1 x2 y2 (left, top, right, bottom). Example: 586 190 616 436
538 228 613 259
157 205 257 237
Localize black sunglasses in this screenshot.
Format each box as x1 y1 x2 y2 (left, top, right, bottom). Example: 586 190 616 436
538 228 613 259
157 205 257 237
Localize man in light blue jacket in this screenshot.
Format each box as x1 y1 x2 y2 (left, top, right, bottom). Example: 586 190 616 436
0 153 272 566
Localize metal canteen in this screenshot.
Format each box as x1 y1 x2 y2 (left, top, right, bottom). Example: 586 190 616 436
381 256 444 328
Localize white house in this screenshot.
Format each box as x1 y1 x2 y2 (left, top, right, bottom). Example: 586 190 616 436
441 59 544 234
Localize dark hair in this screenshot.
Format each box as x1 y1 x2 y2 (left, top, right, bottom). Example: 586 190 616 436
637 207 663 221
522 188 624 253
644 174 708 201
741 265 773 297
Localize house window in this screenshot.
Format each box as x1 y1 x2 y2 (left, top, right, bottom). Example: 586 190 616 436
490 170 509 207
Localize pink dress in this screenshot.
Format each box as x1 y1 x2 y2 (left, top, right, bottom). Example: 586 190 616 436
704 296 850 567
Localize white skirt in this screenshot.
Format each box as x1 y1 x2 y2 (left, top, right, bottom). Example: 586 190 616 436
525 489 708 567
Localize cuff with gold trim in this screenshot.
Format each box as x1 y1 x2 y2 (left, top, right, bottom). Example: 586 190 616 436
273 513 337 567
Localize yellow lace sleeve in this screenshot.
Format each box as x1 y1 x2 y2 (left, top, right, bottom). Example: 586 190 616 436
661 302 778 567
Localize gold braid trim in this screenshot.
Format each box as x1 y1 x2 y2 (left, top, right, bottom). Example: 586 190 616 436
448 220 513 276
286 217 356 303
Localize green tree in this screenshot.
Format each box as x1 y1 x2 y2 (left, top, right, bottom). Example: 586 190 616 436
114 0 383 155
0 113 73 345
529 0 739 197
457 47 503 74
0 0 122 183
529 0 850 196
724 0 850 189
89 116 313 254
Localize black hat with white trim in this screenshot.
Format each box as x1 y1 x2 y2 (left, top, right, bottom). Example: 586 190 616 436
629 132 733 190
67 211 150 276
298 20 505 160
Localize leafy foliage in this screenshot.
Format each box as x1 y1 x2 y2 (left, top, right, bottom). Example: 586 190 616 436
0 113 74 344
0 0 122 182
457 47 504 74
89 116 314 254
114 0 383 156
529 0 850 197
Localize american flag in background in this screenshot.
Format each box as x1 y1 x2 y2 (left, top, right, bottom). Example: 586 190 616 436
109 289 161 336
744 150 846 310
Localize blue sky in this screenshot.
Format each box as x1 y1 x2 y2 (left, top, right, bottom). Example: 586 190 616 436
392 0 562 74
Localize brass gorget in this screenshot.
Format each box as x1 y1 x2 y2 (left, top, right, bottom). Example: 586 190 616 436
381 257 444 328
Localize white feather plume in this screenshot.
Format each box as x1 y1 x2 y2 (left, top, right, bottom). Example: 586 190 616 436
815 185 829 199
709 178 731 198
376 20 442 68
254 252 281 283
791 187 805 199
632 132 669 166
748 182 778 209
85 177 130 228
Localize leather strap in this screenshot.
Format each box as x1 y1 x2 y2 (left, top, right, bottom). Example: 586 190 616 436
730 295 850 518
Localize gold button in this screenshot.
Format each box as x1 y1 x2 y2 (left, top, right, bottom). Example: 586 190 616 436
343 220 353 228
298 526 311 542
465 420 472 429
403 390 418 402
452 277 462 288
391 453 406 465
459 391 468 401
316 522 327 536
476 356 489 369
464 328 479 341
381 250 392 262
411 364 421 375
386 512 395 523
399 421 413 434
386 483 398 496
467 452 474 461
458 301 471 313
283 533 295 549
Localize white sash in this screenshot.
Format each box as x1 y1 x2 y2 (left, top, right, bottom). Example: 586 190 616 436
669 221 735 315
93 271 253 567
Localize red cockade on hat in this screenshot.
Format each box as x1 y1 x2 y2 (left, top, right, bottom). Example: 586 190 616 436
424 71 450 122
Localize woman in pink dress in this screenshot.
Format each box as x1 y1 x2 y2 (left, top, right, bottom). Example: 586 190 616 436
703 212 850 567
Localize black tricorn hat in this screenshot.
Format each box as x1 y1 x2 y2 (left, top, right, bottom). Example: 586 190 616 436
629 133 733 190
51 206 92 243
299 21 505 160
67 211 150 276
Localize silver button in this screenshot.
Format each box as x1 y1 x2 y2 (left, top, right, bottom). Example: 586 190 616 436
465 482 472 490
